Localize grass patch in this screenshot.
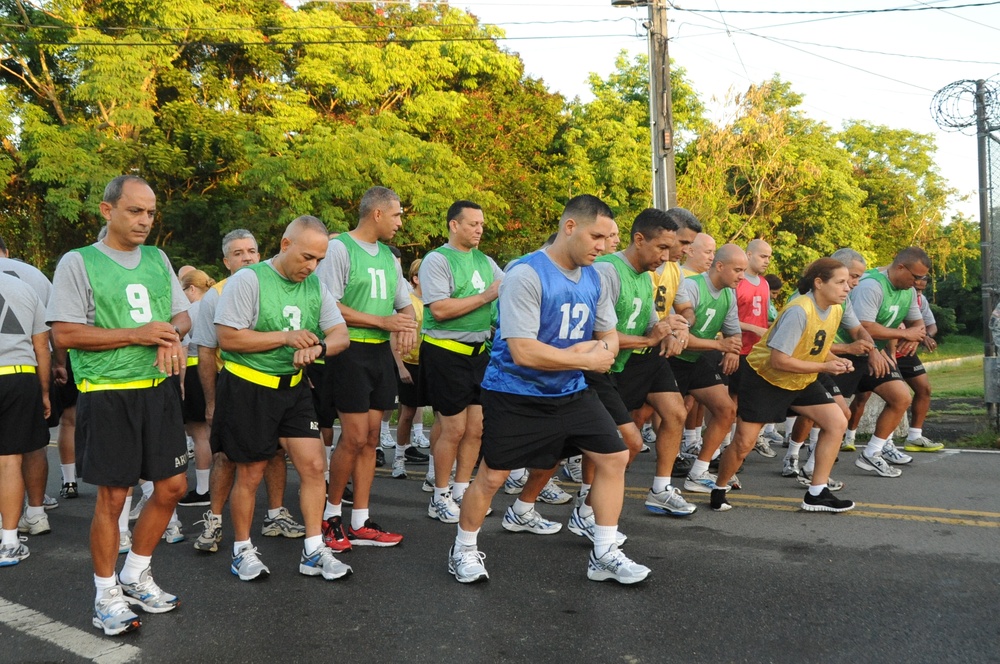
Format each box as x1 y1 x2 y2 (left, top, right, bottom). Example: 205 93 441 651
931 334 983 361
953 428 1000 450
929 357 984 398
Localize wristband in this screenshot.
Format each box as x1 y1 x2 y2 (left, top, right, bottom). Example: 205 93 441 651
316 340 327 357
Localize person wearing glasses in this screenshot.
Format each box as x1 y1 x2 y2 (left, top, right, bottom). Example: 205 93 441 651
835 247 930 478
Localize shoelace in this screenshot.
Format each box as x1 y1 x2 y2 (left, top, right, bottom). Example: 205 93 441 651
457 549 486 567
237 547 263 566
99 588 134 617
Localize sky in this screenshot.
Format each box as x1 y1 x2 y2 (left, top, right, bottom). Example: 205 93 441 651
453 0 998 219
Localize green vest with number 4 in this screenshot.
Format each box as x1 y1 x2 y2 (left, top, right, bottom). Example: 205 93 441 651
860 269 914 350
221 262 323 376
676 273 732 363
70 245 173 384
596 254 654 373
422 245 495 333
337 234 396 342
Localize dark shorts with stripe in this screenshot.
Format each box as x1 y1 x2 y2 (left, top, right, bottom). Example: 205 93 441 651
182 365 206 423
396 361 423 409
418 340 489 416
0 373 49 456
737 368 836 424
833 354 904 398
323 341 397 414
897 354 926 380
211 368 319 463
76 379 187 487
668 351 727 396
616 349 679 411
481 388 627 470
584 371 632 426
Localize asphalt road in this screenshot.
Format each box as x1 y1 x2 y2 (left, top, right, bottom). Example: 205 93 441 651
3 440 999 663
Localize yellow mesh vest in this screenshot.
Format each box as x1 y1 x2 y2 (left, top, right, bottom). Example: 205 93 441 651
652 262 681 320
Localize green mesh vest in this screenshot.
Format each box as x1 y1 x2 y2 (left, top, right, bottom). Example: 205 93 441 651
70 245 172 384
422 246 495 334
337 234 396 342
221 262 323 375
676 273 732 363
596 253 654 373
860 269 915 350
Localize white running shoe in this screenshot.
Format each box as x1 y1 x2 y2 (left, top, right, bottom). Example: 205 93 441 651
644 486 696 516
92 586 140 636
119 567 179 613
781 455 800 477
640 423 656 445
753 437 777 458
231 544 270 581
118 530 132 554
502 472 527 495
903 435 944 453
560 455 583 483
411 431 431 449
428 493 461 524
501 506 562 535
162 519 184 544
538 478 573 505
379 431 395 449
391 456 407 479
683 469 719 494
855 451 902 478
448 545 489 583
566 507 627 546
128 494 148 521
0 538 29 567
17 512 51 535
299 545 352 580
881 442 913 465
587 546 650 584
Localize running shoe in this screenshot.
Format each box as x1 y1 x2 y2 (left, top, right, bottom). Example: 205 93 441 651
753 437 777 458
404 447 429 464
42 495 59 510
118 530 132 554
672 455 694 478
375 448 385 468
781 455 800 477
903 435 944 453
93 586 141 636
161 519 184 544
566 507 627 546
379 431 395 449
560 455 583 483
801 487 855 513
640 423 656 445
538 479 573 505
448 545 489 584
855 451 902 478
128 494 148 521
119 568 179 613
17 512 51 536
502 472 527 495
177 489 211 507
347 520 402 547
231 544 269 581
299 545 352 580
421 475 436 492
428 493 461 524
391 457 407 479
60 482 79 500
412 431 431 449
587 546 650 584
683 470 719 494
710 488 732 512
881 442 913 465
321 515 352 553
0 539 29 567
795 468 845 491
840 438 856 452
644 486 697 516
501 506 562 535
680 438 702 457
261 507 305 538
193 511 222 553
639 444 651 454
761 429 784 446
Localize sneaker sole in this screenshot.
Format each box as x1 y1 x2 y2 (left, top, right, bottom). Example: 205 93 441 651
567 523 592 540
753 448 777 458
17 526 51 536
231 567 269 581
261 527 305 538
903 446 944 453
587 569 649 584
537 495 572 505
299 563 352 580
502 486 525 495
711 503 733 512
801 501 855 513
177 500 211 507
682 482 714 494
194 541 220 553
644 502 696 517
781 470 799 477
163 536 185 544
449 565 489 583
347 539 401 547
427 511 460 524
854 458 902 477
501 522 562 535
93 615 141 636
840 445 856 452
391 472 408 479
122 595 179 614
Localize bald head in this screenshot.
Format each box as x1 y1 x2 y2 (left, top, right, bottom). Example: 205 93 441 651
275 215 330 283
682 233 716 273
745 239 772 276
283 215 328 241
710 243 748 289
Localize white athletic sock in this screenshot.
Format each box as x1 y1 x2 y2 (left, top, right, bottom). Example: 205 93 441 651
170 509 179 524
455 526 479 550
233 539 251 556
809 427 820 445
1 529 17 547
323 501 341 520
266 508 282 519
195 469 210 495
379 420 389 435
119 551 151 585
866 435 888 458
592 525 618 558
508 468 527 481
303 535 323 556
690 459 710 477
786 442 803 459
433 487 450 502
907 428 923 441
763 423 776 435
94 574 117 601
140 481 154 499
579 503 595 518
803 452 816 475
784 417 796 437
652 476 670 493
351 509 369 531
25 505 44 519
845 429 857 443
118 496 132 532
61 464 76 484
808 484 826 496
413 422 424 437
395 444 406 460
512 499 533 516
682 428 697 443
452 482 469 501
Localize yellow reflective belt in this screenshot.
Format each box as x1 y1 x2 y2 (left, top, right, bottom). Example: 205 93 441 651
0 365 36 375
348 337 386 344
421 335 485 356
186 357 199 367
224 362 303 389
77 377 165 393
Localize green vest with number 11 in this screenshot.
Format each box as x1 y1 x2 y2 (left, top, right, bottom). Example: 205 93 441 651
337 234 397 342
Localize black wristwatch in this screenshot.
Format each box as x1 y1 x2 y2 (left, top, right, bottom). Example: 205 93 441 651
316 340 327 357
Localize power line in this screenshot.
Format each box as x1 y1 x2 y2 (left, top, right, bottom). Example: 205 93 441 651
0 33 642 47
914 0 1000 32
666 1 1000 15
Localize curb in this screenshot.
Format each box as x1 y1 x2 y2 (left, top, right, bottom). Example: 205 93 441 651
923 355 982 371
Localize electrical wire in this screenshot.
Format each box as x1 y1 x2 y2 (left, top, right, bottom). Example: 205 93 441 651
666 1 1000 15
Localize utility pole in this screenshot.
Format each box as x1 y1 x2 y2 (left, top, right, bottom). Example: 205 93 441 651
613 0 677 210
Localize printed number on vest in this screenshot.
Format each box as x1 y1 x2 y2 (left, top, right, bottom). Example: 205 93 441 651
626 297 643 330
809 329 827 356
126 284 153 324
698 308 717 334
752 295 762 317
887 304 899 323
471 270 486 294
367 268 387 299
558 303 590 340
282 305 302 331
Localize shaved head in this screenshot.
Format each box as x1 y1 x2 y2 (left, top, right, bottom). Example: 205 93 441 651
715 243 745 266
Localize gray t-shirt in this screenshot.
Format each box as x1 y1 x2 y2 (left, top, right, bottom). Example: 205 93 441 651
595 254 658 333
419 246 504 343
316 235 410 310
841 297 860 330
0 272 49 365
184 300 201 355
215 259 344 334
191 286 221 349
850 275 921 324
917 292 936 327
678 273 741 337
499 249 616 340
47 242 189 326
767 292 833 356
0 257 52 305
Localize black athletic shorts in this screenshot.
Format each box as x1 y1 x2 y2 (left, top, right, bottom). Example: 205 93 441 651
737 367 836 424
817 373 843 397
618 349 679 410
727 355 751 395
834 354 905 398
396 361 423 409
46 358 79 427
897 353 926 380
307 361 335 428
480 388 626 470
323 341 397 414
76 379 187 487
0 373 49 456
182 364 206 423
418 340 488 416
583 371 632 426
668 352 727 396
211 368 319 463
